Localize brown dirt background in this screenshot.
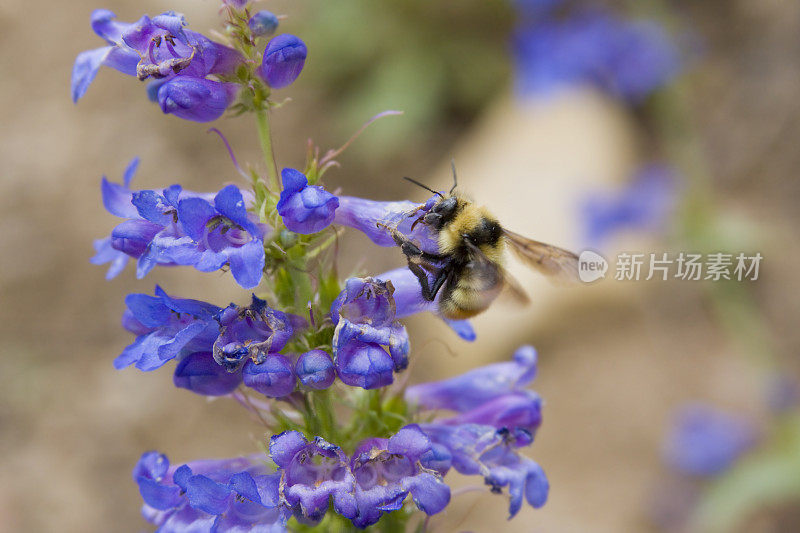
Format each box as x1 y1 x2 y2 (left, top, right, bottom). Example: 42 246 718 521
1 1 799 532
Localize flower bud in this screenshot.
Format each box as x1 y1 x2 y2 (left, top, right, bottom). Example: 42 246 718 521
249 10 279 37
242 354 296 397
157 77 238 122
295 350 336 390
336 341 394 390
276 168 339 234
173 352 243 396
258 34 307 89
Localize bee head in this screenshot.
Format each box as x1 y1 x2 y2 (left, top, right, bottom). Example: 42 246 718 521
423 196 459 230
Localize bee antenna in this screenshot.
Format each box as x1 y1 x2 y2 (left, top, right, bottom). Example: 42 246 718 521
402 176 444 198
449 159 458 194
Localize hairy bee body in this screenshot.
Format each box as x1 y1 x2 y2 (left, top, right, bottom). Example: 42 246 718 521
390 183 579 320
432 196 506 319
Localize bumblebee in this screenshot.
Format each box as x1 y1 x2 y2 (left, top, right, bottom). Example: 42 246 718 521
383 164 579 320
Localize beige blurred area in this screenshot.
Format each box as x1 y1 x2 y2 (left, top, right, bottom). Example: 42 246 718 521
1 1 800 532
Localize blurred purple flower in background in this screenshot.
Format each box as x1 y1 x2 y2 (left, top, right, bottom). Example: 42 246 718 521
663 404 759 477
512 6 681 103
580 164 679 247
249 11 280 37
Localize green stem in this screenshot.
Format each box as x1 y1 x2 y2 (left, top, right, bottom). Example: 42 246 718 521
255 108 280 192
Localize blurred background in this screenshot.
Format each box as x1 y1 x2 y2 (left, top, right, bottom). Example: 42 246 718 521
1 0 799 531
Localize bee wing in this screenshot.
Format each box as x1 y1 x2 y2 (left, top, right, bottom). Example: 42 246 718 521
498 267 532 306
503 228 580 285
463 240 529 305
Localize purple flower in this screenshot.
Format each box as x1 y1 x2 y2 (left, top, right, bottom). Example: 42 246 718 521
512 8 680 103
91 161 268 288
157 77 239 122
258 34 307 89
420 424 548 517
349 425 450 528
664 404 759 477
177 185 267 288
581 164 678 247
212 295 295 371
212 295 301 398
114 285 221 372
269 432 357 523
117 288 302 397
242 354 296 397
174 351 244 396
133 451 289 531
72 10 242 121
249 11 280 37
333 194 439 253
276 168 339 234
406 345 537 411
330 277 410 389
295 350 336 390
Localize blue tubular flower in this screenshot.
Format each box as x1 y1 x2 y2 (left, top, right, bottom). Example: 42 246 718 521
133 452 289 532
512 8 680 103
269 432 357 524
406 346 538 415
420 424 548 518
92 163 268 288
115 286 221 372
333 195 439 253
157 77 239 122
664 404 759 477
330 277 410 389
249 11 280 37
349 425 450 528
73 9 243 120
581 164 678 247
258 34 307 89
441 392 542 433
276 169 339 234
295 350 336 390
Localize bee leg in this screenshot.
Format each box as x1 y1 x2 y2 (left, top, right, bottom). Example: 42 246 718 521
406 261 436 301
384 225 446 262
407 260 450 301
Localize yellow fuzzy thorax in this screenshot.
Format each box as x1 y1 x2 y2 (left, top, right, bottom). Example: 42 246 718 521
436 197 506 263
